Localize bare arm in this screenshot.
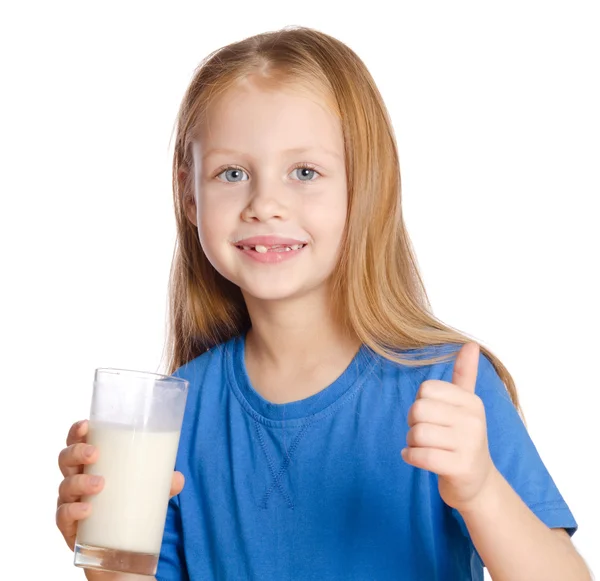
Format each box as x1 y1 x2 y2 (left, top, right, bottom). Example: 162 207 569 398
460 468 591 581
403 344 591 581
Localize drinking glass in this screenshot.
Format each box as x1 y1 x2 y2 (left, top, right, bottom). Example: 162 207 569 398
73 368 188 576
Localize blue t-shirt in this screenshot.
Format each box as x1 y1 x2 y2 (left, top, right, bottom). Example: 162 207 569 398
157 335 577 580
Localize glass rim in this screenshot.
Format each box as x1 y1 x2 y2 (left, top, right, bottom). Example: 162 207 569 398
95 367 189 387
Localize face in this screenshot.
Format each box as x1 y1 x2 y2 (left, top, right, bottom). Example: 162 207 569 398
184 77 348 304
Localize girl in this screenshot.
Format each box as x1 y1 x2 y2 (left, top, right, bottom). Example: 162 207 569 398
56 26 590 580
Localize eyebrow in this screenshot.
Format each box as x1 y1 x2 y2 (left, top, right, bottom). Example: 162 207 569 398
202 146 342 161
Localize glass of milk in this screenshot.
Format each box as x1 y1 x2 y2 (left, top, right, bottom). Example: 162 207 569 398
73 368 189 576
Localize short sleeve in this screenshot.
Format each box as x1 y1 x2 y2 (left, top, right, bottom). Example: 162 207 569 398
451 352 578 551
156 494 189 581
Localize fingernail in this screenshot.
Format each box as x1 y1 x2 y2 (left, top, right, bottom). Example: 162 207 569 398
89 475 102 486
80 502 90 513
84 445 94 458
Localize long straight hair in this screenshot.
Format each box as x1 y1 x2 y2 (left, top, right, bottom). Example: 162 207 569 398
162 26 522 414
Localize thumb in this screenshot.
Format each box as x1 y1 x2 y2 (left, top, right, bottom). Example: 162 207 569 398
170 471 185 498
451 342 480 393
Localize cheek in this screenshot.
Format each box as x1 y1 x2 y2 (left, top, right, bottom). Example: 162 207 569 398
197 211 223 259
197 193 236 238
321 185 348 242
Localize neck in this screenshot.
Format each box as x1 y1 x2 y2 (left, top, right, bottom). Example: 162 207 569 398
244 292 356 364
242 290 361 403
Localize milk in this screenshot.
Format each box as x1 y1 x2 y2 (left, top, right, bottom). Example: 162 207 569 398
77 420 181 554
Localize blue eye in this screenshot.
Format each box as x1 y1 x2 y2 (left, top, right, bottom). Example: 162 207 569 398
292 167 318 181
215 164 320 183
217 168 249 182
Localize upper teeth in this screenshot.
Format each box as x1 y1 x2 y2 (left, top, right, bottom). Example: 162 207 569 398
241 244 304 253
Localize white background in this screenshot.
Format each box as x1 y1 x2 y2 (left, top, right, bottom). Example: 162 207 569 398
1 1 598 579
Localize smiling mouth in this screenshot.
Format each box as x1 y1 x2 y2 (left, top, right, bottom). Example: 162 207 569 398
235 243 307 253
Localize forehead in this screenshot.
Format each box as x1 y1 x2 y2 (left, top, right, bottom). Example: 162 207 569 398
192 77 344 159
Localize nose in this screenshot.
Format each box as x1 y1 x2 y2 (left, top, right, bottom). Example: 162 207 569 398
241 175 288 223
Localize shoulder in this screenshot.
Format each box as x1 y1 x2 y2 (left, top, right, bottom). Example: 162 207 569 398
373 344 507 399
371 342 484 380
170 336 238 390
366 343 462 401
395 344 503 385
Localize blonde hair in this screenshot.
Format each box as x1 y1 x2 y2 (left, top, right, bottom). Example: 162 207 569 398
163 25 522 414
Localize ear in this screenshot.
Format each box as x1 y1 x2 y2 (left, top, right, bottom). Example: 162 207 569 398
178 167 198 227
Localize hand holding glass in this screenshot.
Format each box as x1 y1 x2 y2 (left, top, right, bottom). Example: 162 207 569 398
73 368 188 576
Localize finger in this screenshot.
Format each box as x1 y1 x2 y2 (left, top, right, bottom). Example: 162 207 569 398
401 447 455 475
56 501 91 550
451 342 480 393
58 474 104 505
407 398 463 428
66 420 89 447
170 471 185 498
416 379 476 408
406 422 455 451
58 442 98 478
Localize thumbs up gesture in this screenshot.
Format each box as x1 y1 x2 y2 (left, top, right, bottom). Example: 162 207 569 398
402 342 497 513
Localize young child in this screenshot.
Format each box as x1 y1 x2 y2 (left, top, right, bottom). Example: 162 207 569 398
56 26 590 581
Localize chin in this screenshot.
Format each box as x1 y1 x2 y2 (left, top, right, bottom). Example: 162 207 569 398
238 278 323 303
241 286 305 303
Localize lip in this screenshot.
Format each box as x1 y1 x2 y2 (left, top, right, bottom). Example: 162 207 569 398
235 245 306 264
231 235 308 264
232 236 308 246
